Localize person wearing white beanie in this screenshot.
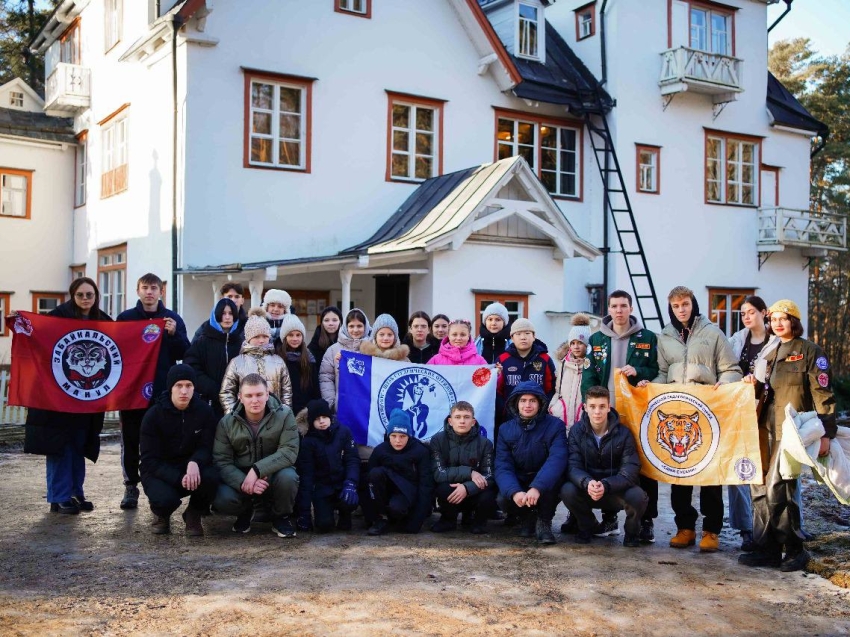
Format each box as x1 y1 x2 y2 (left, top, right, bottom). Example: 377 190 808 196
277 313 319 417
474 302 511 364
262 289 292 342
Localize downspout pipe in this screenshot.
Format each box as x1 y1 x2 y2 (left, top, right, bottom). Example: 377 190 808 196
768 0 793 33
599 0 609 86
171 15 183 311
599 0 610 300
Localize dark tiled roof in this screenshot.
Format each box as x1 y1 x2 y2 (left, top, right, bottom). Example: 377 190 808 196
0 107 75 143
343 165 482 254
767 72 828 137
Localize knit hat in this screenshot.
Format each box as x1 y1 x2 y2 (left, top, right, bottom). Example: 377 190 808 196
166 363 196 392
210 298 240 334
510 317 535 336
482 302 509 325
387 409 413 437
279 313 307 341
370 313 400 345
768 299 801 320
262 289 292 312
244 307 272 342
307 399 332 427
568 313 591 345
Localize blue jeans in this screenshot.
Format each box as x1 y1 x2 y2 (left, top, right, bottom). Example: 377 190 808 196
727 485 753 532
45 429 87 503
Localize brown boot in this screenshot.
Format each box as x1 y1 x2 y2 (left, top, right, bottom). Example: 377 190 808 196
182 508 204 537
151 515 171 535
669 528 696 548
699 531 719 553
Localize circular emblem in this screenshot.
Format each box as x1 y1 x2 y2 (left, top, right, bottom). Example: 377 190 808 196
817 373 829 388
142 323 162 343
639 391 720 479
472 367 491 387
734 457 757 482
52 329 122 401
816 357 828 371
377 367 457 441
142 382 154 401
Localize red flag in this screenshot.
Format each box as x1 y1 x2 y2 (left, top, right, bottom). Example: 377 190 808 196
8 311 165 413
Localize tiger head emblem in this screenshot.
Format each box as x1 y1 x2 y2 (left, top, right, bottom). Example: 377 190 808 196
656 410 702 464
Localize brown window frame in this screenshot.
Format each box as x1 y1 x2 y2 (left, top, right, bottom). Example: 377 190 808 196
575 2 597 41
760 164 780 207
635 143 661 195
667 0 738 56
0 168 33 219
75 130 88 208
704 128 763 208
97 243 127 317
335 0 371 19
386 91 446 183
474 292 530 328
707 286 755 336
70 264 86 282
32 292 66 314
99 105 130 199
59 17 81 64
0 292 11 336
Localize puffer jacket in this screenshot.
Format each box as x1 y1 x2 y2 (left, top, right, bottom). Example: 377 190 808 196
318 310 371 410
428 338 488 366
368 435 434 532
219 342 293 414
474 323 511 364
183 318 243 417
494 381 568 498
654 314 742 385
212 393 299 491
360 339 411 362
429 418 494 496
567 409 641 495
497 339 557 401
549 345 588 429
295 419 360 513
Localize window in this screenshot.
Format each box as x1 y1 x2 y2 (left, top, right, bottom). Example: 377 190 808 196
1 169 32 219
387 92 445 182
690 5 732 55
709 288 754 335
335 0 371 18
636 144 660 194
244 70 314 171
98 244 126 317
33 293 65 315
517 3 540 59
0 293 11 336
9 91 24 108
70 265 86 281
706 131 760 206
59 19 80 64
104 0 122 51
100 107 129 198
575 2 596 40
474 292 529 327
496 109 582 199
75 132 87 207
587 284 604 317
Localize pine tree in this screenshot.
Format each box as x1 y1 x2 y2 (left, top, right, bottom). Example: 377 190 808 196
0 0 61 94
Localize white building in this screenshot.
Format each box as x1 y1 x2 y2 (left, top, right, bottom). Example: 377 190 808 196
0 78 77 363
22 0 840 348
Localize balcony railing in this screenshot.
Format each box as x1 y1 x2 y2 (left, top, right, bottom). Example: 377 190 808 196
758 207 847 253
44 63 91 114
659 47 743 96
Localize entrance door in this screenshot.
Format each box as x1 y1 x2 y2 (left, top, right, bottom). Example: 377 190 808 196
374 275 409 334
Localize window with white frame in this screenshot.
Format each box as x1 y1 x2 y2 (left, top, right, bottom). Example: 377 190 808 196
389 98 441 181
337 0 369 15
707 134 759 206
690 6 731 55
60 20 80 64
517 3 540 59
248 78 308 169
9 91 24 108
98 246 126 317
578 12 593 38
104 0 122 51
497 115 581 198
101 116 128 198
637 145 660 194
1 170 31 218
75 136 87 206
34 294 64 315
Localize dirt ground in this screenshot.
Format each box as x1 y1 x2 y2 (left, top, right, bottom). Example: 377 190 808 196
1 443 849 637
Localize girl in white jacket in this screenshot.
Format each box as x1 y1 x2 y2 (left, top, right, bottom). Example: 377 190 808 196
549 313 592 430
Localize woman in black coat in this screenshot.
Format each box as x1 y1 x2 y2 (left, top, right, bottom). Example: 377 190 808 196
24 277 112 514
183 298 242 417
307 306 343 365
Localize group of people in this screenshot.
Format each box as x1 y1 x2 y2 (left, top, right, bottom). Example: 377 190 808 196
23 274 836 573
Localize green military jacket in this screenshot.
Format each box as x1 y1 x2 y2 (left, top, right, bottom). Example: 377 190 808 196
581 324 658 398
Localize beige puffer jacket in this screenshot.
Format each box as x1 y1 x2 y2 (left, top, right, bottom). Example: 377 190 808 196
219 342 293 414
653 315 742 385
549 342 588 429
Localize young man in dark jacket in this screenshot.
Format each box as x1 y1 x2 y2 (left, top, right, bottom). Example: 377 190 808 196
139 364 220 536
561 386 648 546
117 273 190 510
429 401 497 534
295 399 360 533
191 282 248 344
495 381 568 545
366 409 434 536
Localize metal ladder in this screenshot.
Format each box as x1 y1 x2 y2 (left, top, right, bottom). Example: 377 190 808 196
583 96 665 332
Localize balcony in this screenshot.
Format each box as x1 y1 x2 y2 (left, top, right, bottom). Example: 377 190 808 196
758 207 847 260
659 47 743 102
44 63 91 115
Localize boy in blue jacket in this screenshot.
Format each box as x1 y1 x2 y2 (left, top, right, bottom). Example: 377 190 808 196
295 399 360 533
495 381 568 545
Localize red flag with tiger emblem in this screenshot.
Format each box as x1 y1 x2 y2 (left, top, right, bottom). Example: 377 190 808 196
7 311 164 413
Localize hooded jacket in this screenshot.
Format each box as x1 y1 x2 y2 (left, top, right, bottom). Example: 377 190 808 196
368 434 434 532
319 309 371 410
549 347 588 428
654 314 742 385
295 419 360 513
191 306 248 345
581 315 658 399
213 393 299 491
474 323 511 364
428 337 488 366
567 409 641 495
494 381 568 498
402 333 440 364
429 418 495 496
219 342 293 414
497 339 557 402
139 390 219 486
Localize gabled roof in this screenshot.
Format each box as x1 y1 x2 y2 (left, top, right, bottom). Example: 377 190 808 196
766 72 829 138
0 78 44 110
0 107 75 143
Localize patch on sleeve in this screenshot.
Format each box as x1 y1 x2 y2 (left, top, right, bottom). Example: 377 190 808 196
785 355 804 362
636 343 651 350
816 356 829 370
817 373 829 388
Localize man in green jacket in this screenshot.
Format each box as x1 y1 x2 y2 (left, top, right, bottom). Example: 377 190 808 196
581 290 659 543
213 373 300 538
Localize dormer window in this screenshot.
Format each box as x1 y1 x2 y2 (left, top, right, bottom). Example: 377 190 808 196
9 91 24 108
517 2 540 59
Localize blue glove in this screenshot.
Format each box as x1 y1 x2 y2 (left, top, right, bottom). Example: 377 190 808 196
340 480 359 507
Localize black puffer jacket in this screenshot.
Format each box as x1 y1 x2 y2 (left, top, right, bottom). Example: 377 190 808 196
183 321 243 417
567 409 641 495
23 301 112 461
296 419 360 512
368 436 434 532
139 392 219 485
429 419 494 495
402 334 440 364
284 351 320 416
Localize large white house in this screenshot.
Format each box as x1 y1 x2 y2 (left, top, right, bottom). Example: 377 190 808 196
15 0 840 350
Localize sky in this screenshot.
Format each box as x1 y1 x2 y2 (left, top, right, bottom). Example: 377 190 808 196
767 0 850 57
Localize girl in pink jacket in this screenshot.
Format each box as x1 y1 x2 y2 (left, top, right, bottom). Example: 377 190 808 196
428 319 488 366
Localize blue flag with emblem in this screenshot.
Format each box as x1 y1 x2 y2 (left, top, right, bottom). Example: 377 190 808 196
337 351 498 446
